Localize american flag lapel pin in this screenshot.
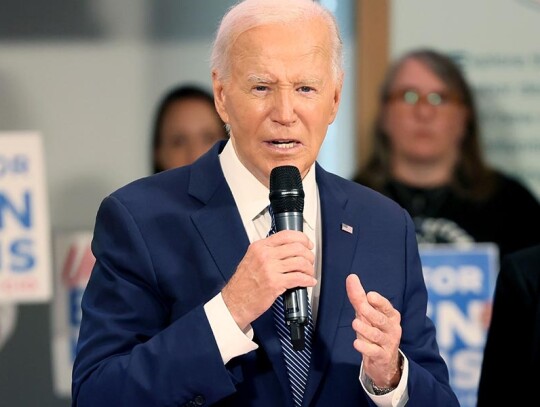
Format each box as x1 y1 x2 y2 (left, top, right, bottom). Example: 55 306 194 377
341 223 353 234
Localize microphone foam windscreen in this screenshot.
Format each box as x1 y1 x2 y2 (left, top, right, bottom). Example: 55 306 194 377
269 165 305 214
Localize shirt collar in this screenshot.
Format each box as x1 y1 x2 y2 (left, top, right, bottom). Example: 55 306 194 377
219 140 317 229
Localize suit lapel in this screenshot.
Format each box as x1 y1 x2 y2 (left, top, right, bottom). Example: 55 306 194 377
189 142 293 403
189 142 250 288
302 165 360 406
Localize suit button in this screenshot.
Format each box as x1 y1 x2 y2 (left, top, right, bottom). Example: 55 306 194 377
194 395 205 405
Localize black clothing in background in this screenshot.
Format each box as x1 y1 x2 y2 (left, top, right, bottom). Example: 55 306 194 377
476 244 540 406
365 172 540 257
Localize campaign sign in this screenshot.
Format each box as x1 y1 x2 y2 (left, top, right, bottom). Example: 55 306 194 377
0 132 52 303
52 231 94 397
419 243 498 407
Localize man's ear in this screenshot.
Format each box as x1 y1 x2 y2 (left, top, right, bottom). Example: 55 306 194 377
212 70 229 124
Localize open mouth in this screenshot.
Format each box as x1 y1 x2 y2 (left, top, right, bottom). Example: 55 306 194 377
269 140 298 149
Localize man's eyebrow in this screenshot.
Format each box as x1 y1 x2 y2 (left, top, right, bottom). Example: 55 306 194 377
247 74 274 83
298 78 323 85
246 75 323 86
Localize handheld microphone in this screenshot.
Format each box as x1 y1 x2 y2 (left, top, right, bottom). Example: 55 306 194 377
269 165 310 351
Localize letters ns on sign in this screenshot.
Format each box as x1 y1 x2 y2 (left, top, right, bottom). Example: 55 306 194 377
0 191 32 229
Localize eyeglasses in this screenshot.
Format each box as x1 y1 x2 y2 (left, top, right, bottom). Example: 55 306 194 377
386 88 462 107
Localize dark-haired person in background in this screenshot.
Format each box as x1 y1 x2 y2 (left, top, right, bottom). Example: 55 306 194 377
353 48 540 258
72 1 458 406
477 243 540 406
151 84 228 173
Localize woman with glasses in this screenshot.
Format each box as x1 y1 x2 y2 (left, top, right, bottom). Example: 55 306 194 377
353 48 540 257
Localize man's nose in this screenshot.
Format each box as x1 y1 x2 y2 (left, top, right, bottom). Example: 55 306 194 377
271 90 297 125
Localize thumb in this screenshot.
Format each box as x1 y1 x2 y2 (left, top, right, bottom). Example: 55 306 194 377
346 274 367 315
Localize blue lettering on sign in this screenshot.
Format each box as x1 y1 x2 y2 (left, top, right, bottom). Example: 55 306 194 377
424 265 484 295
0 154 29 177
10 238 35 272
0 237 36 273
0 191 32 229
433 300 485 348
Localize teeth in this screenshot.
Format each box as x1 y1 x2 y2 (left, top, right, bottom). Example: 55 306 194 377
272 141 296 149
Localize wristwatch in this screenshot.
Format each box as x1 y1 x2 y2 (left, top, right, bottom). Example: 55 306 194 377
369 354 403 395
370 380 395 396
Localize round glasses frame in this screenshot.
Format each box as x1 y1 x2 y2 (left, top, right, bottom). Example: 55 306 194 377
386 88 462 107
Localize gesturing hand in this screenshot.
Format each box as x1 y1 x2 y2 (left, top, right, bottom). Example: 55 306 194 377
346 274 402 388
222 230 316 331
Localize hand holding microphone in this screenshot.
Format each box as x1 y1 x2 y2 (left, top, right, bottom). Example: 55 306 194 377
269 165 311 351
221 166 315 334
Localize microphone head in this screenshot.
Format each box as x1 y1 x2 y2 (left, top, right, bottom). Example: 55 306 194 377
269 165 304 214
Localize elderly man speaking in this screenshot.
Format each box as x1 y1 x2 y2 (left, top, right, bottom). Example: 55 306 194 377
72 1 458 406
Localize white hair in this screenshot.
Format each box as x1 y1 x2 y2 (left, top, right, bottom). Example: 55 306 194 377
211 0 343 81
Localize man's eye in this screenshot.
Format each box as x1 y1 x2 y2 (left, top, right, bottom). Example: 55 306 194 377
254 85 268 92
298 86 314 93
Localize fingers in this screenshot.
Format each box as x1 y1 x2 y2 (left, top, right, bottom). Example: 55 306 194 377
361 295 389 327
268 240 315 265
347 274 399 329
352 319 384 344
263 230 315 277
222 232 316 329
367 291 395 318
346 274 367 316
346 274 403 387
282 270 318 289
271 239 317 289
266 230 314 251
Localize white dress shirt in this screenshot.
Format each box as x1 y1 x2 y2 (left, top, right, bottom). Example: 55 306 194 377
203 141 409 407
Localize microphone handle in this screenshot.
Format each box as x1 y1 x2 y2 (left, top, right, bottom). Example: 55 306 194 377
274 211 309 351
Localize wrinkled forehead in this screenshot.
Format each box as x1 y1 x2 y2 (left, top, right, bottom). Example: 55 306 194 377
229 20 334 72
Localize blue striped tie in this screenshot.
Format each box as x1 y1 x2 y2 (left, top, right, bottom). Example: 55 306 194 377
267 206 314 407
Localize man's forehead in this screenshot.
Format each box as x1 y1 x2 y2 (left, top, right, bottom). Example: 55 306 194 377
231 19 330 51
229 45 333 74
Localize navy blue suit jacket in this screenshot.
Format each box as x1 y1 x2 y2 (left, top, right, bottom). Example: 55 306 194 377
72 141 458 406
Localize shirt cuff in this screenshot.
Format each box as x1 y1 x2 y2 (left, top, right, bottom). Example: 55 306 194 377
359 349 410 407
204 292 259 364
